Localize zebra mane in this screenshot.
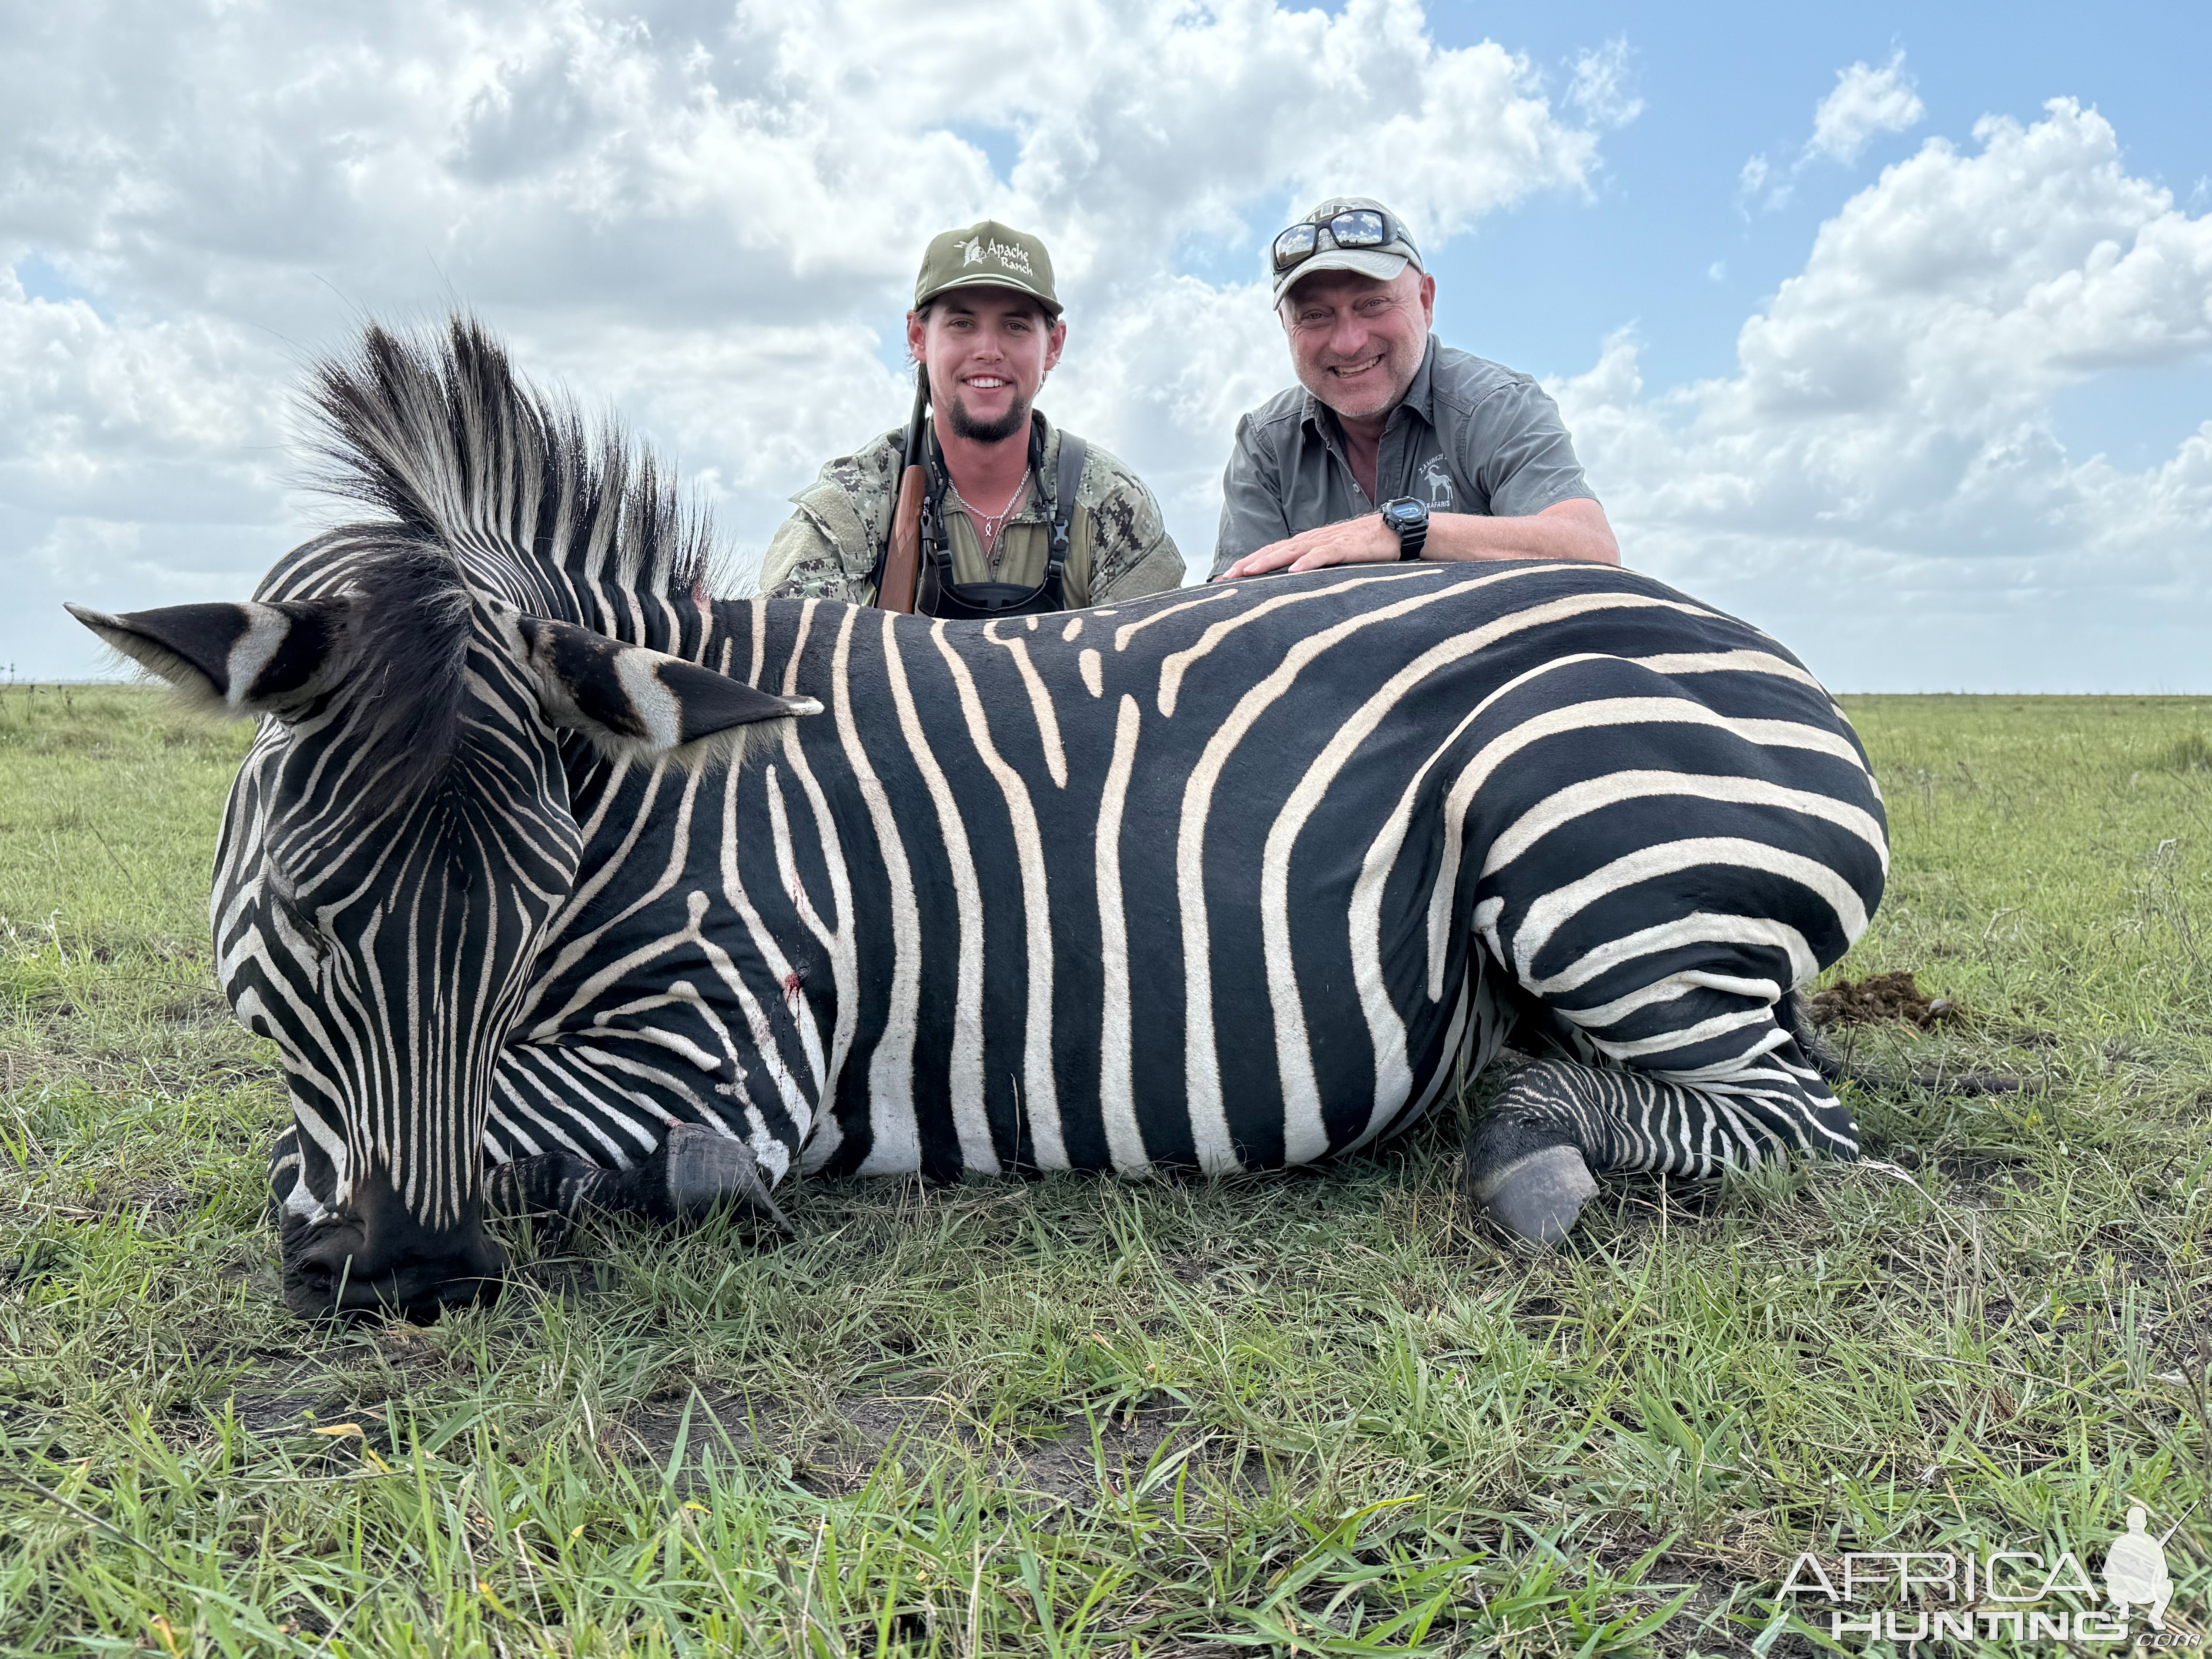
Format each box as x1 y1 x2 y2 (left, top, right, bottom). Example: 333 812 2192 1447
283 539 476 810
305 314 721 620
280 316 725 807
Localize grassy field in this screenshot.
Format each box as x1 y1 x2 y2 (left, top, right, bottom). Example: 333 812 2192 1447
3 683 2209 1657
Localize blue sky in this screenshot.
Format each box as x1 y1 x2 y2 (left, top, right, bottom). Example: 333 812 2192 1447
2 0 2209 690
1425 2 2211 397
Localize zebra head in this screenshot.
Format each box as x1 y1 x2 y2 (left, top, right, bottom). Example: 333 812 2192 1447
69 574 819 1319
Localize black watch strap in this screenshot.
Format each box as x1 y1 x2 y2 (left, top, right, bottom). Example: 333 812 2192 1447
1381 497 1429 560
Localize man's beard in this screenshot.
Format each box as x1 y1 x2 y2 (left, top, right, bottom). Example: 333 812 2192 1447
946 389 1031 445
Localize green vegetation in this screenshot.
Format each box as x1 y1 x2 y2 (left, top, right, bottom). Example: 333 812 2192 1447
3 684 2209 1656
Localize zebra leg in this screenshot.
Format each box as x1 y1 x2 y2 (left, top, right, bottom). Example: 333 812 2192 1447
487 1127 791 1235
1462 1037 1860 1245
1459 1077 1601 1245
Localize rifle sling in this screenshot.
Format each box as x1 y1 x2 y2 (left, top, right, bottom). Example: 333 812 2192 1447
907 416 1086 618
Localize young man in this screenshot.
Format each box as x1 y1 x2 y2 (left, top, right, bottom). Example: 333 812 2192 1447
759 220 1184 613
1212 197 1619 579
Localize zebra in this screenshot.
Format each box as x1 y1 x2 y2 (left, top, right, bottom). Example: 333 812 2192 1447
69 319 1886 1321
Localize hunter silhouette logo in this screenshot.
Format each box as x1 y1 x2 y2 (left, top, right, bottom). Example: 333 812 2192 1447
2103 1506 2176 1630
1776 1503 2195 1646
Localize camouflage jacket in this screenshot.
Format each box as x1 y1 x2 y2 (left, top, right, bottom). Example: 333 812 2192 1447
757 414 1184 608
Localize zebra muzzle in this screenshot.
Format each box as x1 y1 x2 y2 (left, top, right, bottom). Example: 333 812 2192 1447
281 1185 509 1321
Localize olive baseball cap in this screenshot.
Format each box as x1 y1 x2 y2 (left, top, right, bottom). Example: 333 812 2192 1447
1270 195 1423 307
914 220 1062 317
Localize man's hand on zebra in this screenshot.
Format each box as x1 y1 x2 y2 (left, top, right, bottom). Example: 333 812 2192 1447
1219 495 1620 578
1220 507 1399 576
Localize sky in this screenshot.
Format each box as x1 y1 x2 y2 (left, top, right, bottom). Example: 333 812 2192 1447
3 0 2208 691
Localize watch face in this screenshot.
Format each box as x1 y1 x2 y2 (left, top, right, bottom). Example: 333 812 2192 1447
1385 501 1423 529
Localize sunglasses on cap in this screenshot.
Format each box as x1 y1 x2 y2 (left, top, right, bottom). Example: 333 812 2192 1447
1270 208 1417 274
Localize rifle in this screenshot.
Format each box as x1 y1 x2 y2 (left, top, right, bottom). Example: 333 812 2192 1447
878 366 931 614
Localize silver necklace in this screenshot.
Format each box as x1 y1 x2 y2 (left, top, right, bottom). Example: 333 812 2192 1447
950 469 1030 562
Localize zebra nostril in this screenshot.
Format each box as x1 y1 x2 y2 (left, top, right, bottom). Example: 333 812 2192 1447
282 1209 509 1321
282 1228 364 1318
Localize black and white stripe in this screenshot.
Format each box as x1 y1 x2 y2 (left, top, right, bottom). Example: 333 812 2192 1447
704 574 1880 1192
72 319 1886 1315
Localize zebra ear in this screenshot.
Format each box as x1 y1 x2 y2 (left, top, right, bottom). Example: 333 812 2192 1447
512 613 821 768
65 600 340 718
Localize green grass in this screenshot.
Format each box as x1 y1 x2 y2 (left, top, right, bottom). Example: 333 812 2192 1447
3 683 2210 1656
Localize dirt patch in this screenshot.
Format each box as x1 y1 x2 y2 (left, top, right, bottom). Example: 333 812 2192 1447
216 1250 282 1293
621 1388 786 1470
1163 1251 1219 1285
1932 1149 2030 1187
126 1179 196 1233
838 1397 945 1463
229 1393 332 1434
228 1391 386 1437
1807 970 1958 1029
1587 1526 1758 1653
1011 1406 1195 1504
618 1389 965 1486
618 1388 1203 1507
516 1258 618 1300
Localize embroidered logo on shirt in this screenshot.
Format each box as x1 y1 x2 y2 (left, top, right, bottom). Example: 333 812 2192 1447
1418 455 1456 509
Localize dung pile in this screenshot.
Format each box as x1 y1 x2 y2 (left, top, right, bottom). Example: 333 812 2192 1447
1805 970 1957 1029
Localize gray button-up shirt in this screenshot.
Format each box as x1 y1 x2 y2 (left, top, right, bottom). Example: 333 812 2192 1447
1211 337 1596 577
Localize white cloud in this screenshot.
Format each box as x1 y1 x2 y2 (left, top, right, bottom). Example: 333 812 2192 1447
1807 51 1925 163
0 0 1607 675
6 11 2209 692
1559 100 2212 689
0 289 283 527
1740 49 1925 214
1566 38 1643 131
1736 153 1787 214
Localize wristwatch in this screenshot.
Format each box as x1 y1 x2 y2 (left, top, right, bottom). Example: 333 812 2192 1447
1379 496 1429 560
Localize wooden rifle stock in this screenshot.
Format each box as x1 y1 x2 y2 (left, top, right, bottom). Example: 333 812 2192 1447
879 462 925 615
876 366 931 614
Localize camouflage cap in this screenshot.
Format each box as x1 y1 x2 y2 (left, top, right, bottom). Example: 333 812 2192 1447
1270 195 1422 307
914 220 1062 317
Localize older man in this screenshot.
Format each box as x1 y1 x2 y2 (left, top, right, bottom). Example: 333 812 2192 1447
760 219 1184 615
1213 197 1618 579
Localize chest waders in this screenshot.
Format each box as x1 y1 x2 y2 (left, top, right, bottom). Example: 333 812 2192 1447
890 414 1087 620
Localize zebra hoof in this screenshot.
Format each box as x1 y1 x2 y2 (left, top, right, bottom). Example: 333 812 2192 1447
649 1124 793 1235
1462 1124 1598 1247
